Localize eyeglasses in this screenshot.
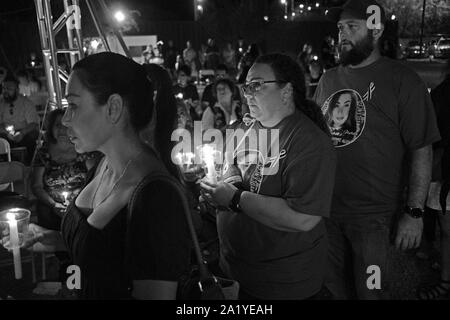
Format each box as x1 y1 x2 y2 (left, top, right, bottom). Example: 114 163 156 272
241 80 285 95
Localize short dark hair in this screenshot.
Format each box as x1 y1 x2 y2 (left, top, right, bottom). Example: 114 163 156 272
177 65 191 76
255 53 329 135
45 109 66 144
72 52 154 132
213 78 235 98
216 64 228 73
2 74 19 86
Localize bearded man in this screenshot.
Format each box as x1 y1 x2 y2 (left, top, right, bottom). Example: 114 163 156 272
313 0 440 299
0 75 40 164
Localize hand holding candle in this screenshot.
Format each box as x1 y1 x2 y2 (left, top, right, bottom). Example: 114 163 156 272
0 209 30 280
199 144 221 184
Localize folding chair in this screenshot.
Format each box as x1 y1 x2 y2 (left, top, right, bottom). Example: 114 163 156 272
0 138 12 192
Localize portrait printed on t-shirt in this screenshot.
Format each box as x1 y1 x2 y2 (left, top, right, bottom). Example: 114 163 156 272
321 89 366 147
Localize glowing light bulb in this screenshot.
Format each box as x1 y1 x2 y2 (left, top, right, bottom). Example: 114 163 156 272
114 11 125 22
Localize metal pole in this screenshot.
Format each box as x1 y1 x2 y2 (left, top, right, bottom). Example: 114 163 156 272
34 0 57 109
419 0 426 55
194 0 198 21
85 0 112 52
43 0 63 108
64 0 77 67
72 0 85 61
291 0 294 20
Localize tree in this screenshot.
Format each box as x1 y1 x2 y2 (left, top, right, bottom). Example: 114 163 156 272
378 0 450 37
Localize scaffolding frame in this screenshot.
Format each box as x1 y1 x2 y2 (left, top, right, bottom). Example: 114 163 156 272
31 0 131 166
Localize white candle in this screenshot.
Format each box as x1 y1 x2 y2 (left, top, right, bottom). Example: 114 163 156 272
6 125 15 135
6 212 22 279
62 191 69 204
202 145 217 184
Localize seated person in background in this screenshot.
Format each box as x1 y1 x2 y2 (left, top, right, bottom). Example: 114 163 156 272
0 67 7 95
32 109 97 230
17 69 41 97
0 75 40 164
173 65 202 121
201 64 242 112
201 78 242 131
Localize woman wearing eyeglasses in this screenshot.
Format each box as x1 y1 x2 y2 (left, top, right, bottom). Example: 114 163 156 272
200 53 336 300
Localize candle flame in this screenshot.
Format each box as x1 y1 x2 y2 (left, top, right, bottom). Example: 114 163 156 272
6 212 16 221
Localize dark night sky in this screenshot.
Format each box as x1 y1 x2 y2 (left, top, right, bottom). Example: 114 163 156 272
0 0 196 22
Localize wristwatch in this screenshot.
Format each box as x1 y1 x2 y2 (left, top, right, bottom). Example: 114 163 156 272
229 189 244 212
404 206 424 219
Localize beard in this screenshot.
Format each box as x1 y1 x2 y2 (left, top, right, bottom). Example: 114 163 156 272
338 32 375 66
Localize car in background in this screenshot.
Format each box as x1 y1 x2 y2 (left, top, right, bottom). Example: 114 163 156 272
434 38 450 58
404 40 428 59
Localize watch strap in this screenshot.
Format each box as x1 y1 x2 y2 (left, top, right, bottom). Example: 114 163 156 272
229 189 244 212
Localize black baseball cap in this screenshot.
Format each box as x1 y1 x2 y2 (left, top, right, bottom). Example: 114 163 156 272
326 0 386 24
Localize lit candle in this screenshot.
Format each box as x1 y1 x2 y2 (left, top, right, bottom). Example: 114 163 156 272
62 191 69 205
6 125 15 135
6 211 22 279
202 145 217 184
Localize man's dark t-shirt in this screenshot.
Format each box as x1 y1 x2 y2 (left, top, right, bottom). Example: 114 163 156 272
314 57 440 216
218 110 336 299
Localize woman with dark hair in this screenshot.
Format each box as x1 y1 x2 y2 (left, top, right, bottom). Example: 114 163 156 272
236 43 260 84
326 90 358 132
32 109 96 230
201 78 242 131
200 53 336 299
142 63 181 178
23 52 191 299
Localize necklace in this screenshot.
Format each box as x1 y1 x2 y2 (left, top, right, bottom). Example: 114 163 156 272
91 151 142 209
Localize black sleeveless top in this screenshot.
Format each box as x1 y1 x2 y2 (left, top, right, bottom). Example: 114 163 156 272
61 160 191 299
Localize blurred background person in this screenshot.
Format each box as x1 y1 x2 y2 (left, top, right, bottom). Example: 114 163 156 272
16 69 41 97
418 58 450 300
201 78 242 131
173 65 202 121
0 75 40 164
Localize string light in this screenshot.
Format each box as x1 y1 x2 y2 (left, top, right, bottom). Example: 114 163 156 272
264 15 269 21
300 4 304 9
114 11 125 22
391 14 396 20
316 2 320 7
307 6 312 11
